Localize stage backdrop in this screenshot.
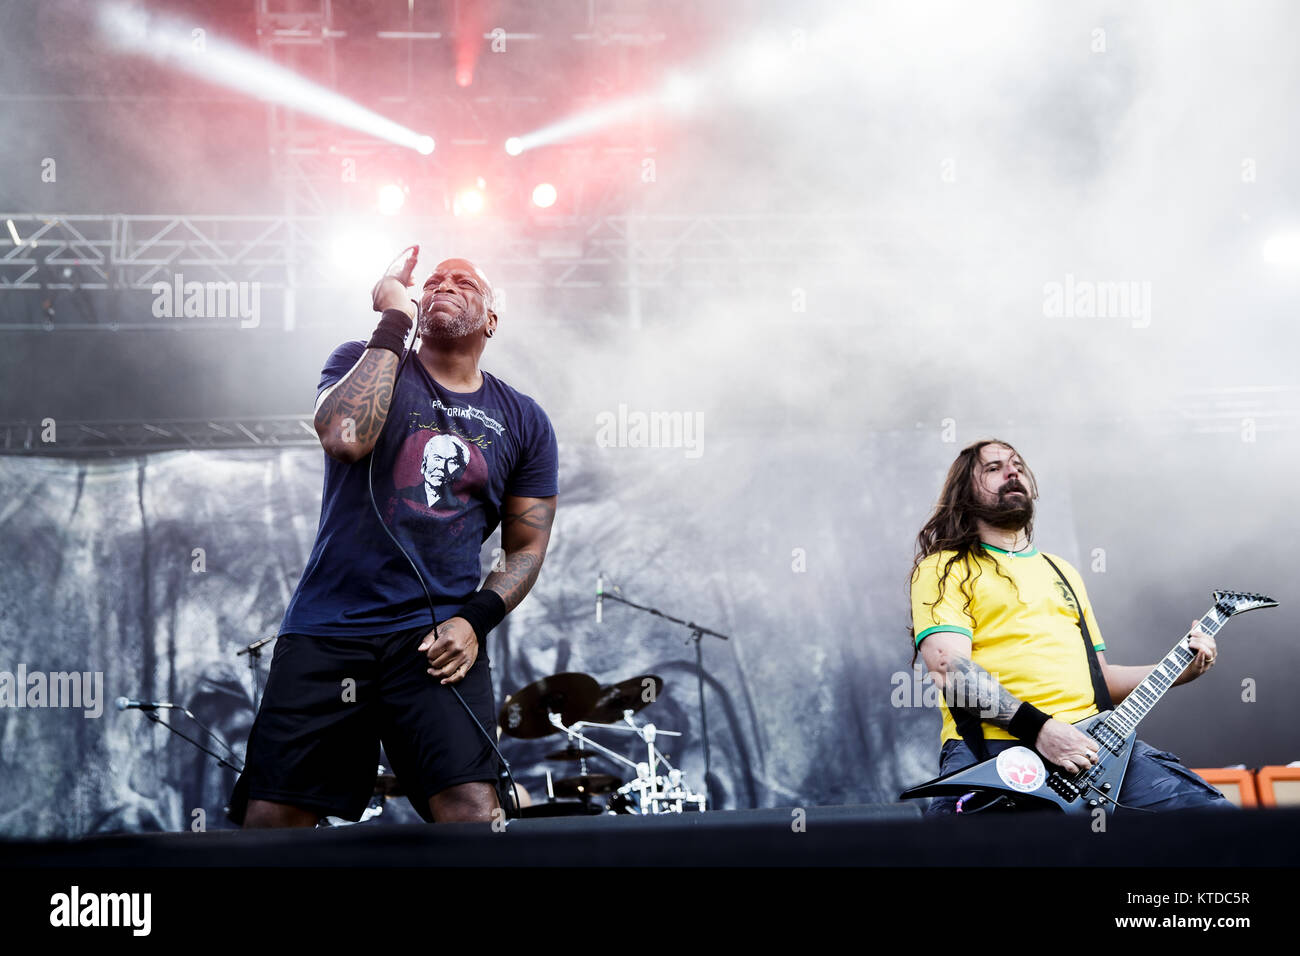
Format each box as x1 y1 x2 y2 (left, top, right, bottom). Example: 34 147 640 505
1 425 1290 838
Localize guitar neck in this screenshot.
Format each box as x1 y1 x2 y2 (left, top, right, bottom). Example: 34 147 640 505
1104 604 1226 738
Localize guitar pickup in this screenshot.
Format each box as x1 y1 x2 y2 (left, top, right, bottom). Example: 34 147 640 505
1047 775 1081 802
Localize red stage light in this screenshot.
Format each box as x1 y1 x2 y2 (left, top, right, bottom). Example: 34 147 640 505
377 183 407 215
453 187 485 217
531 183 558 209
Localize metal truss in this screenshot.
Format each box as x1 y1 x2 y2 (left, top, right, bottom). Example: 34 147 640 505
3 387 1295 458
0 212 864 294
0 416 319 457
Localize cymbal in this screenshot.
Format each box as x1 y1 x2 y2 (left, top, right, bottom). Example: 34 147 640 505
584 675 664 723
554 774 621 798
544 746 601 762
498 672 601 739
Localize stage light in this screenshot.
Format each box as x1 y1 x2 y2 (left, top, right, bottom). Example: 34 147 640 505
5 219 21 246
456 66 474 88
454 188 485 217
377 183 407 216
1262 232 1300 267
99 3 435 154
505 137 523 156
531 183 558 209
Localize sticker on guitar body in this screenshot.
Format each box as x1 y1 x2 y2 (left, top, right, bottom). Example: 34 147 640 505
996 748 1047 793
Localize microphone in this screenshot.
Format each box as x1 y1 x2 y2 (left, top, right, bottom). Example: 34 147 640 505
115 697 176 712
596 572 603 624
384 244 420 285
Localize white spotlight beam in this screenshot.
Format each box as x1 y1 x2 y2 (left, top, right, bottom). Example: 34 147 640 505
99 3 433 153
502 28 812 153
505 93 661 154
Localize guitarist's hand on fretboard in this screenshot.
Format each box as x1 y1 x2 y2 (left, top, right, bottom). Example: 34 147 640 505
1174 621 1218 685
1035 718 1100 775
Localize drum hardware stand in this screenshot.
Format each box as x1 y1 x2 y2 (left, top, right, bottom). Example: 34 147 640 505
559 713 706 814
596 578 730 807
547 711 643 774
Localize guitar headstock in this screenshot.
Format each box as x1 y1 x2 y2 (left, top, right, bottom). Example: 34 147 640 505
1212 590 1278 617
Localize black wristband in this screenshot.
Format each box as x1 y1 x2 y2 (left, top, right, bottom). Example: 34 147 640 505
366 308 414 357
1007 702 1051 744
454 589 507 641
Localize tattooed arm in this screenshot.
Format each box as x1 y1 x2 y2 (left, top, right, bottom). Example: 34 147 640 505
484 495 557 612
418 495 557 686
919 631 1100 774
921 632 1023 726
313 348 400 464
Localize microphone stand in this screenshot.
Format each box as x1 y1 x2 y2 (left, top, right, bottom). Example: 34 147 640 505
598 580 730 807
125 703 245 774
236 635 275 711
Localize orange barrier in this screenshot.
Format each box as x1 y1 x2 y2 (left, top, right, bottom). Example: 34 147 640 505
1191 768 1258 808
1255 766 1300 808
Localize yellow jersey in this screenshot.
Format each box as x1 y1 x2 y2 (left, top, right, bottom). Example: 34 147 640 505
910 544 1105 744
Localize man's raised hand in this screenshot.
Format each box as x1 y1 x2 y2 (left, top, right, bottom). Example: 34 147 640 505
371 244 420 317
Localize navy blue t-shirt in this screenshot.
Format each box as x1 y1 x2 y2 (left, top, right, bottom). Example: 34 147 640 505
280 341 559 636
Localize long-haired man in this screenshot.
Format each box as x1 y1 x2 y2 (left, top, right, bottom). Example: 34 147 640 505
909 439 1229 813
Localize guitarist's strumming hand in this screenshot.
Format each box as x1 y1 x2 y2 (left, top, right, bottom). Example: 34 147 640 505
1034 719 1100 775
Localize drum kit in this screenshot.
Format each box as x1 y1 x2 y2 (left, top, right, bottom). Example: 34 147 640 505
498 672 708 817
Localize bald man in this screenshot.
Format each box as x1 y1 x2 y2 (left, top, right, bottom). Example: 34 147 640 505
230 252 558 828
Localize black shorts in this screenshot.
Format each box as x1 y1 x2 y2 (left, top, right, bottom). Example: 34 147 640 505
227 624 498 825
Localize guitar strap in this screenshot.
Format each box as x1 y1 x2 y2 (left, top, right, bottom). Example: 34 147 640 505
1040 554 1115 713
949 552 1114 766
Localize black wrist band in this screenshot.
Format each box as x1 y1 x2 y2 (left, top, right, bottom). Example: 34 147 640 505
1008 702 1051 743
454 589 507 641
366 308 414 357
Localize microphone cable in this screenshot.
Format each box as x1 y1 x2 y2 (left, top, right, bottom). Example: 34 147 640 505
362 246 521 822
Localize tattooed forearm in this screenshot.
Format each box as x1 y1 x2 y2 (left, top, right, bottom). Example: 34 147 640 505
486 496 555 612
484 551 543 612
942 656 1024 726
314 349 399 461
501 500 553 532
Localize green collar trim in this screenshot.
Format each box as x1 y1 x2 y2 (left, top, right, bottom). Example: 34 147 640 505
981 542 1039 558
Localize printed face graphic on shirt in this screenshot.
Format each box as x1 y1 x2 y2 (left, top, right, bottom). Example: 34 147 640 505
388 425 489 524
419 433 471 507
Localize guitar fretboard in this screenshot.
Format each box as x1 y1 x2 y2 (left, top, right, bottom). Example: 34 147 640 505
1098 605 1226 742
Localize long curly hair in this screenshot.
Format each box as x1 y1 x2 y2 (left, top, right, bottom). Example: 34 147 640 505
908 439 1038 663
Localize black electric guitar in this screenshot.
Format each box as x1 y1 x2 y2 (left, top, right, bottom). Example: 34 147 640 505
900 590 1277 814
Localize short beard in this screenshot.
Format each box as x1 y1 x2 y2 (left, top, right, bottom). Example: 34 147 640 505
417 300 487 342
969 493 1034 532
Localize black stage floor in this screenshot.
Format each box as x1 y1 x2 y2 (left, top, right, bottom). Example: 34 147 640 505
4 803 1299 868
